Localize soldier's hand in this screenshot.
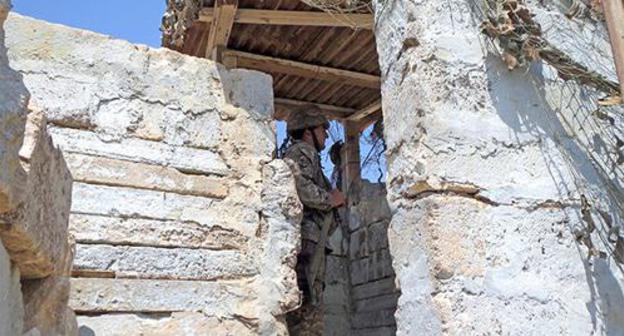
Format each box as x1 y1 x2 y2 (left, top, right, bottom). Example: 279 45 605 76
330 189 346 208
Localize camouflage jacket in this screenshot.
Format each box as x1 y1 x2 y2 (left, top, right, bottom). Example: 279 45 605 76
284 140 336 243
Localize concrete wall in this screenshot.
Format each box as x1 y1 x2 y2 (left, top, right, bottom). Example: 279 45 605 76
374 0 624 334
6 14 302 336
348 181 398 335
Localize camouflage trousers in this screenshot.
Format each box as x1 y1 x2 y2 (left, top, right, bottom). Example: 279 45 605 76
286 240 325 336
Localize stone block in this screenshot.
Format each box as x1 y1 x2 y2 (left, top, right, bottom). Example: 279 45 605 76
70 183 216 225
70 278 252 313
0 109 72 279
351 308 396 330
22 241 77 336
49 127 229 176
350 249 395 286
353 293 401 314
69 214 248 250
350 228 368 259
0 0 28 214
73 244 256 280
76 312 255 336
352 278 398 301
353 326 397 336
64 153 228 198
323 314 350 336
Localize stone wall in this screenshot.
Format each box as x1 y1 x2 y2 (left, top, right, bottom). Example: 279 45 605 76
348 181 398 335
374 0 624 334
6 14 302 336
323 227 351 335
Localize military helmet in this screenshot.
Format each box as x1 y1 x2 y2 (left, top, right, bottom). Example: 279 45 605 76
286 104 329 133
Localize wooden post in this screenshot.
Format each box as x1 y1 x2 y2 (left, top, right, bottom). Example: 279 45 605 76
205 0 238 60
602 0 624 96
342 121 361 201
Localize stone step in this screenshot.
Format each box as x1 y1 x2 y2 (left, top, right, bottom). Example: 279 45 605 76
69 214 248 250
73 244 256 281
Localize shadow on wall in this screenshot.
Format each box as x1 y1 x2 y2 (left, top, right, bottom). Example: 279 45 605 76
486 53 624 334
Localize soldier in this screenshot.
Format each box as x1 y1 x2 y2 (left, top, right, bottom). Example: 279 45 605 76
283 105 345 336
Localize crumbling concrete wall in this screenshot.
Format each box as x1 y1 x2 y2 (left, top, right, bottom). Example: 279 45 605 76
6 13 302 336
348 181 398 335
374 0 624 334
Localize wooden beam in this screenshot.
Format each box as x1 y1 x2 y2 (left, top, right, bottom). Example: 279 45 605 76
205 0 238 60
274 97 355 120
602 0 624 97
347 99 382 122
199 8 373 29
358 110 382 132
343 121 361 201
222 49 381 89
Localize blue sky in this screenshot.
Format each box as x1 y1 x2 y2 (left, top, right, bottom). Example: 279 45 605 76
13 0 385 183
13 0 166 48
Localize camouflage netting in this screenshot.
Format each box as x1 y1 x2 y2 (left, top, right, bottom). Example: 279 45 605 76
161 0 201 49
473 0 624 269
301 0 373 13
478 0 620 99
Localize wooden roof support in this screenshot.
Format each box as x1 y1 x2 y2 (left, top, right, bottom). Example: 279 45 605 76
222 49 381 89
274 97 356 120
342 121 362 201
205 0 238 60
358 110 382 132
199 8 373 29
602 0 624 97
347 99 382 122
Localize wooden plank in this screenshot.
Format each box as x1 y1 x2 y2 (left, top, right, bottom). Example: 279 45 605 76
223 49 380 89
72 269 116 279
199 8 373 29
205 0 238 59
348 99 382 121
274 97 355 120
602 0 624 96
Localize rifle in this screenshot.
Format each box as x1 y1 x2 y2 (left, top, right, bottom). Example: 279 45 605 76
306 209 343 306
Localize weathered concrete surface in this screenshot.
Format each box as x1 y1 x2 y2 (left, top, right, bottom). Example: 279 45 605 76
374 0 624 334
0 109 73 279
0 0 27 213
6 13 301 335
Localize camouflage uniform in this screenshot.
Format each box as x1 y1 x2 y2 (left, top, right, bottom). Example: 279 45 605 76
283 108 338 336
